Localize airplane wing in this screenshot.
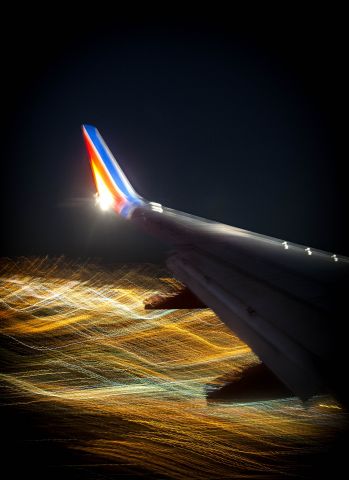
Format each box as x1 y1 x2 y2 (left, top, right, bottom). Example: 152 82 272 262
82 124 349 404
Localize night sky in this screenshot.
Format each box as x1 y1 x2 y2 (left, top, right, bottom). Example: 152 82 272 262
2 11 347 263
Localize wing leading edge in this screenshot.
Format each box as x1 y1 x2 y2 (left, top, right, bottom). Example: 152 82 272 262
83 124 349 404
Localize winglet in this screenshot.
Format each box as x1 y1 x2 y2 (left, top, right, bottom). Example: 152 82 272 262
82 124 144 217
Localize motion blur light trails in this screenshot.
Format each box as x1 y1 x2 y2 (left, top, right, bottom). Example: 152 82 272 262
0 257 347 479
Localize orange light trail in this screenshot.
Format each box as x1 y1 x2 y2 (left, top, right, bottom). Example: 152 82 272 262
0 257 347 479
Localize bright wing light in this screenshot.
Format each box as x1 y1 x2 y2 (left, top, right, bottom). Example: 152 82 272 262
91 160 115 211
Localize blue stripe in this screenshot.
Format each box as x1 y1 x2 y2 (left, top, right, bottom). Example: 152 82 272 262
120 199 143 218
83 125 138 201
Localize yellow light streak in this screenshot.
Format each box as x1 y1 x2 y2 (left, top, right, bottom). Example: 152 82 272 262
0 257 347 479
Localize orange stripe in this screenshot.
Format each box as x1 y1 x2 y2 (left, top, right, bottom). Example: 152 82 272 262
91 160 127 212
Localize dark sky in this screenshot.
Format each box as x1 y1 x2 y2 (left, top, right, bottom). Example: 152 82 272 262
2 11 347 262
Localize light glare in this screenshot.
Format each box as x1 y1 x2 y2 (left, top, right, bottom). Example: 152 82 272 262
91 161 115 211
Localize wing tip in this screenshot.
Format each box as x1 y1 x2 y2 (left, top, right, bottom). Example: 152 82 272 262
81 124 145 218
82 124 97 135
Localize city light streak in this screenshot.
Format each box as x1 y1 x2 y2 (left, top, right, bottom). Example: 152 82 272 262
0 257 347 479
